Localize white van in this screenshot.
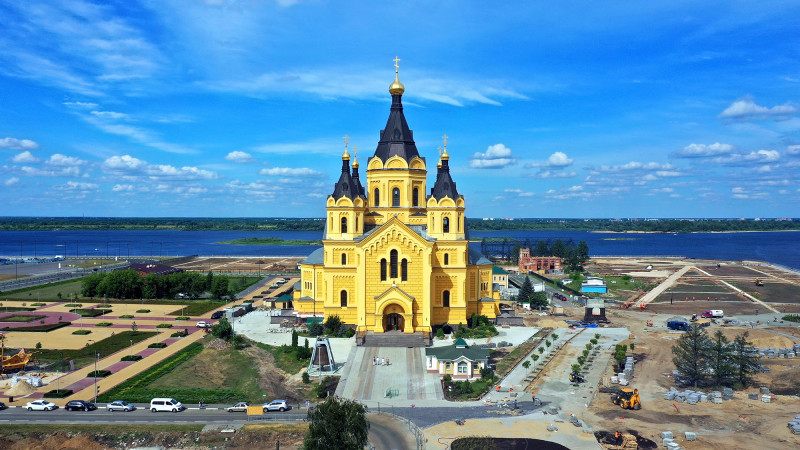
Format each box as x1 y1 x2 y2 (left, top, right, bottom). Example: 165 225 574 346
149 398 184 413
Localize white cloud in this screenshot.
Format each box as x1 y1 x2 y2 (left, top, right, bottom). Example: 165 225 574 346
259 167 321 176
470 143 516 169
591 161 674 173
0 137 38 150
61 181 98 190
46 153 86 166
225 151 257 163
20 166 81 177
652 187 674 193
787 145 800 157
102 155 218 180
90 110 129 120
112 184 134 192
546 151 573 167
11 151 39 163
63 101 98 109
504 188 534 197
719 98 797 121
713 149 780 166
673 142 734 158
5 177 20 186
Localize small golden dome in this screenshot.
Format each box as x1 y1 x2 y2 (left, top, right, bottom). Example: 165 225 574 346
441 148 450 160
389 75 405 95
342 148 350 160
352 149 359 168
436 159 442 169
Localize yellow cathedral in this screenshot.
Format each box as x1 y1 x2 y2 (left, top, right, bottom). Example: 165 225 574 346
293 61 498 345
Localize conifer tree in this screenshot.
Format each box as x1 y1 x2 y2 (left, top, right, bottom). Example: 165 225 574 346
671 326 712 387
518 276 533 304
729 331 761 388
708 330 734 387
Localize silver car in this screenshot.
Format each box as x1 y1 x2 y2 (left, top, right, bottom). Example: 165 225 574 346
226 402 249 412
106 400 135 412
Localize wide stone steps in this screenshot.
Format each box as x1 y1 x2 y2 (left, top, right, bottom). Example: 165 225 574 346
361 331 428 347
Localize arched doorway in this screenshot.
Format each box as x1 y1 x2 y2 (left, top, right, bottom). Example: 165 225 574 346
385 313 404 332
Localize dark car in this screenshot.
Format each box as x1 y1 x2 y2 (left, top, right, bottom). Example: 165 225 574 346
65 400 96 411
211 311 224 319
0 401 6 410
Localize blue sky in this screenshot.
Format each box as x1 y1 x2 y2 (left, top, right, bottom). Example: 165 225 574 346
1 1 799 219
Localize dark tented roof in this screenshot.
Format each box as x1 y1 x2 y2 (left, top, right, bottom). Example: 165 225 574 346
372 92 421 162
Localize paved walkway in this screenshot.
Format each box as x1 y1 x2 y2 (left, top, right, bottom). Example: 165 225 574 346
336 347 443 402
634 265 693 307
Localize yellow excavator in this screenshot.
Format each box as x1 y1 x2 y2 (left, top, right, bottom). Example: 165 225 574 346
611 388 641 410
755 278 764 286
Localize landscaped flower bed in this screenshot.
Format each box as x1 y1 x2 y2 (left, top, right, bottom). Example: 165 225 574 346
95 322 113 327
72 329 92 335
43 389 73 398
148 342 167 348
70 308 112 317
121 355 143 362
171 331 188 338
87 369 112 378
64 303 83 307
1 322 72 332
136 309 151 313
96 304 113 308
156 323 173 328
174 316 190 320
120 314 134 319
30 302 47 307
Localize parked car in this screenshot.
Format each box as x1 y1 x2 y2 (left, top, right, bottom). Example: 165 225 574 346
150 398 184 413
0 401 6 410
196 321 211 328
26 400 57 411
226 402 249 412
65 400 96 411
263 400 290 412
211 311 224 319
106 400 136 412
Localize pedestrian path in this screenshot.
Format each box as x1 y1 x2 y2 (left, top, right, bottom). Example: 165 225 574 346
336 347 443 402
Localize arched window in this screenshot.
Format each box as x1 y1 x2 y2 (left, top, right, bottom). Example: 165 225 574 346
380 258 387 281
443 216 450 233
341 253 347 265
340 290 347 307
341 217 348 233
444 253 449 266
390 250 398 278
443 290 450 307
412 188 419 207
457 361 468 374
392 187 400 207
401 259 408 281
374 188 380 207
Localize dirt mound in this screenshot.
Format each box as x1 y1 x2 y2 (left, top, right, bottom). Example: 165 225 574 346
205 338 232 350
6 379 36 396
8 434 107 450
534 318 569 328
595 430 657 449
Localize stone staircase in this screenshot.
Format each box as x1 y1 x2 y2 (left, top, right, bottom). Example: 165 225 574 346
361 331 429 347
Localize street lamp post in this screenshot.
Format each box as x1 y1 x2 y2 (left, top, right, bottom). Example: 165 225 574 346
130 339 133 357
94 350 99 403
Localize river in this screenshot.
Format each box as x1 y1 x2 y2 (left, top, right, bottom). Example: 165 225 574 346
0 229 798 271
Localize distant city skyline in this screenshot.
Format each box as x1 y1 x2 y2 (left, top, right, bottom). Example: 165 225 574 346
1 1 798 218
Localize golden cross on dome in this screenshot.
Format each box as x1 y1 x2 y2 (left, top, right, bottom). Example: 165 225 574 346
353 146 358 158
393 56 401 74
442 133 448 151
437 146 443 156
343 134 349 149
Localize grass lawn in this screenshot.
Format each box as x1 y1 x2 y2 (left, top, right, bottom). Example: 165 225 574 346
37 331 158 369
256 342 311 375
1 279 84 301
147 347 264 401
167 300 229 316
0 314 45 322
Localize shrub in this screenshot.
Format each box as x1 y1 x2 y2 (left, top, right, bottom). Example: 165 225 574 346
88 369 112 378
136 309 151 313
43 389 73 398
308 322 324 337
783 314 800 323
72 329 92 335
344 328 355 338
156 323 173 328
95 322 113 327
436 328 445 339
442 374 452 382
121 355 142 362
302 372 311 384
35 342 42 349
120 315 135 319
175 316 190 321
148 342 167 349
171 331 188 338
590 338 598 345
551 333 559 340
64 303 83 307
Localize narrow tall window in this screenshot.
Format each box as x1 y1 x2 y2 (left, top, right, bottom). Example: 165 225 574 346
341 253 347 265
401 259 408 281
412 188 419 207
392 187 400 207
443 290 450 307
380 258 387 281
374 188 380 206
444 253 449 266
443 217 450 233
390 250 398 278
340 290 347 307
341 217 348 233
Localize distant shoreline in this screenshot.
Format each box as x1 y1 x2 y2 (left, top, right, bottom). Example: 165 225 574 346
215 237 321 246
590 230 800 234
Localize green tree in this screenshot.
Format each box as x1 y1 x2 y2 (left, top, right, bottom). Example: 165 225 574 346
534 240 550 257
729 332 761 388
303 396 369 450
672 326 712 388
550 239 566 258
522 360 530 373
708 330 734 387
530 291 548 310
206 270 214 291
577 241 590 263
211 275 230 300
142 273 158 299
518 276 533 304
131 321 138 334
292 329 299 348
81 273 105 297
470 313 478 328
211 317 234 340
324 315 342 335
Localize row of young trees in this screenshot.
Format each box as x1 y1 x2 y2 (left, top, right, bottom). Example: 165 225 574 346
672 327 761 388
81 269 233 300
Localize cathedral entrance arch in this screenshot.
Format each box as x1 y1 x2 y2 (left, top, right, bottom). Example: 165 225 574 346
385 313 404 332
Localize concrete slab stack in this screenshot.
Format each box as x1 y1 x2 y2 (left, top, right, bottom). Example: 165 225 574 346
788 415 800 434
748 393 759 400
685 431 697 441
761 395 771 403
722 387 734 400
661 431 673 439
760 386 770 394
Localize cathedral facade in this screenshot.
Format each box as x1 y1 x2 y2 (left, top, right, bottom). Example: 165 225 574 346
293 66 498 339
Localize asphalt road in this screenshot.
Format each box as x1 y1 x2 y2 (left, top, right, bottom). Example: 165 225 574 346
0 406 306 424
